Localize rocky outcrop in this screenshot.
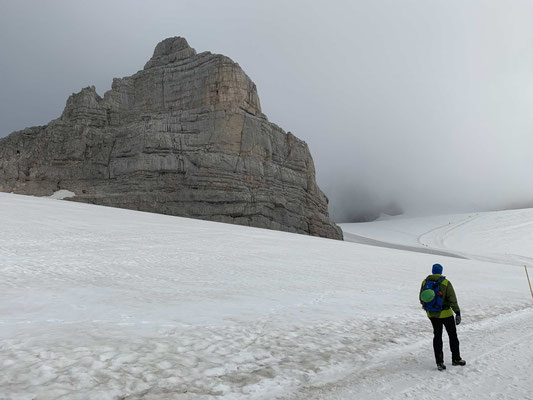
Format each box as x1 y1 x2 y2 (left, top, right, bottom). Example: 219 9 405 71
0 37 342 239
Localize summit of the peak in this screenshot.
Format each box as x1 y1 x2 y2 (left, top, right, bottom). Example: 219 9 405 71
144 37 197 69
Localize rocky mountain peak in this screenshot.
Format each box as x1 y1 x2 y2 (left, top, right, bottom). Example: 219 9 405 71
144 36 197 69
60 86 108 127
0 37 343 240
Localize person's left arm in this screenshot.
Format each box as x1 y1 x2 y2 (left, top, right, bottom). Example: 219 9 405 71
447 281 461 315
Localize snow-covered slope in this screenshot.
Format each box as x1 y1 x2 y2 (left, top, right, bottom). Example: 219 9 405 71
1 193 532 399
342 209 533 265
341 214 474 248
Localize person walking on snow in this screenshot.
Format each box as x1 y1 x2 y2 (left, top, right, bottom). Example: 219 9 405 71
420 263 466 371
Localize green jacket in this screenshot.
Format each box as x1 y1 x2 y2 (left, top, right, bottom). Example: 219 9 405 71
420 274 460 318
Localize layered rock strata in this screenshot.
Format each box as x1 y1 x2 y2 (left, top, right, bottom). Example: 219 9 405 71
0 37 342 239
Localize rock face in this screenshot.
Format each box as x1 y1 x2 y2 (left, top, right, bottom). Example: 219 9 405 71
0 37 343 239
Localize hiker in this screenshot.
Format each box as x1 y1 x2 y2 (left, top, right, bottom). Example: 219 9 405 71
420 263 466 370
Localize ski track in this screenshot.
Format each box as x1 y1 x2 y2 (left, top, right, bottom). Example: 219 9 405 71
342 232 466 259
417 215 479 253
418 212 533 267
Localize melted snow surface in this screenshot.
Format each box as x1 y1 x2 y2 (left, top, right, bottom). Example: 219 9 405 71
0 193 532 399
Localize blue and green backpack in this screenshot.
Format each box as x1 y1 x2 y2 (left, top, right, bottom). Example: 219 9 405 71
420 277 445 312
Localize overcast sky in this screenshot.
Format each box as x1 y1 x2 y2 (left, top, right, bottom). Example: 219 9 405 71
1 0 533 221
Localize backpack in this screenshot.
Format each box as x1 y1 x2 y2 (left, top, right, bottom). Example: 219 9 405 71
420 276 446 312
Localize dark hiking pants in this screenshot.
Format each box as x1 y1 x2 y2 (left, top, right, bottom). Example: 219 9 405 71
430 316 460 364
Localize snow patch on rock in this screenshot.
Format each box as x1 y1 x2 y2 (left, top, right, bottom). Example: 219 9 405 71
50 190 76 200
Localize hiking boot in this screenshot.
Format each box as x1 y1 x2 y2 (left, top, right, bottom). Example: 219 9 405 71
452 359 466 366
437 363 446 371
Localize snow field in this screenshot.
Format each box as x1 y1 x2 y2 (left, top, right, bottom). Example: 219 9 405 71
290 307 533 400
342 208 533 265
0 193 532 399
0 315 432 399
341 213 475 248
417 210 533 265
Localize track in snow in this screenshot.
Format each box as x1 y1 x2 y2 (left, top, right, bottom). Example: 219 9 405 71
288 308 533 400
343 232 466 259
417 213 533 267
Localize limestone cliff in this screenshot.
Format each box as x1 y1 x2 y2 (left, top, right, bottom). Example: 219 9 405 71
0 37 342 239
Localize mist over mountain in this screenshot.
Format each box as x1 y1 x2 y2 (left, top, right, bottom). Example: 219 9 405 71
2 0 533 220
